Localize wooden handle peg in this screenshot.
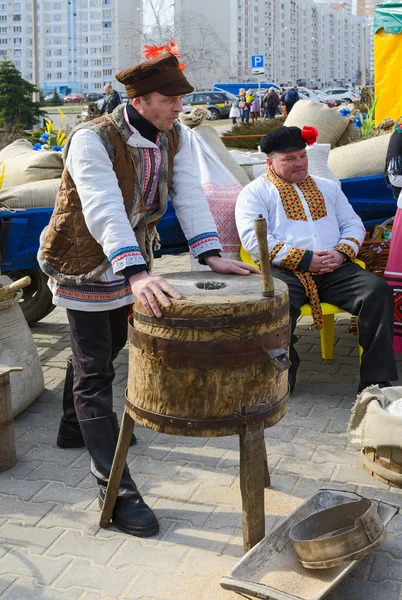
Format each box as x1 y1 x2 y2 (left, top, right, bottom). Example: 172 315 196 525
254 215 274 297
0 276 31 301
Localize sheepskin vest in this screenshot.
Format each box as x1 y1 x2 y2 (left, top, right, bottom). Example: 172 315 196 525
39 104 181 285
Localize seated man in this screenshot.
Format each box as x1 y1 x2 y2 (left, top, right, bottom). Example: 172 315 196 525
235 125 398 393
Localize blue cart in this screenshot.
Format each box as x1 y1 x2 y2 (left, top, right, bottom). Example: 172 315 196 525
0 174 396 325
0 200 187 325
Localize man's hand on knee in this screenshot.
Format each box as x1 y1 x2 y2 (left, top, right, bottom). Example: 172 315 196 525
318 250 345 273
129 272 181 318
309 250 344 274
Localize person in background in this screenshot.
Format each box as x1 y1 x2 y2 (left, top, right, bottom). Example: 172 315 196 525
384 120 402 353
261 89 269 117
281 85 299 115
250 95 260 124
265 88 280 119
239 88 247 122
242 89 253 124
236 125 397 394
100 83 121 115
229 98 240 125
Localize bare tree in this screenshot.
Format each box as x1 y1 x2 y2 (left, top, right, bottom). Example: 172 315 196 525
122 1 235 88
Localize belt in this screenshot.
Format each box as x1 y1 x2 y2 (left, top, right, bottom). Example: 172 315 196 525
289 497 386 569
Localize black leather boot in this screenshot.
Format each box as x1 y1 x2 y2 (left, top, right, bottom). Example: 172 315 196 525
57 359 136 448
57 359 85 448
79 413 159 537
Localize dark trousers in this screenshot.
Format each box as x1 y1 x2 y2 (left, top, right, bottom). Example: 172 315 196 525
241 108 250 122
67 305 130 421
271 263 398 383
266 107 277 119
285 102 296 115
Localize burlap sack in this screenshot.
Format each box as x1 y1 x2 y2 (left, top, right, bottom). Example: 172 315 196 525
193 125 251 187
306 143 340 185
328 133 391 180
0 178 61 209
284 100 349 147
348 385 402 449
336 121 362 147
0 140 63 188
0 276 44 416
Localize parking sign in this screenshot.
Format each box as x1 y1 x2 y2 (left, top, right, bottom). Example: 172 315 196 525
251 55 264 75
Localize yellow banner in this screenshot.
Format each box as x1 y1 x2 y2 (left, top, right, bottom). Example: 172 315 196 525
375 29 402 124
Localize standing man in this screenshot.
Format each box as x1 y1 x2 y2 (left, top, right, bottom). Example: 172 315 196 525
38 52 258 538
100 83 121 114
236 125 397 394
281 85 299 115
264 88 280 119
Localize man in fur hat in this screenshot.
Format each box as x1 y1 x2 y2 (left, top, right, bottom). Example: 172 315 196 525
236 125 397 395
38 52 257 538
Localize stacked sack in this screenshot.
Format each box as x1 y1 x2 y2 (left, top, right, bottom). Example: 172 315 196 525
328 134 392 180
284 99 391 181
0 139 62 209
284 100 350 147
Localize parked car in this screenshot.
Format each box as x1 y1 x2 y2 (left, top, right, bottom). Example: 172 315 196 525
64 93 86 103
180 91 236 120
85 92 105 102
296 87 334 104
297 90 320 103
323 88 361 103
44 92 63 102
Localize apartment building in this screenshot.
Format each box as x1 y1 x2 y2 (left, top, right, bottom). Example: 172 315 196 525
0 1 34 82
356 0 378 16
1 0 142 95
174 0 370 89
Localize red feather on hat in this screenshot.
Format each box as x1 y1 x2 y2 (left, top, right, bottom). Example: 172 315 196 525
140 40 184 68
301 126 318 146
165 40 181 58
140 44 166 60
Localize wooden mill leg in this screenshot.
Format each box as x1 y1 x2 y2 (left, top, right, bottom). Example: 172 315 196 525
239 415 266 552
263 443 271 488
99 407 134 528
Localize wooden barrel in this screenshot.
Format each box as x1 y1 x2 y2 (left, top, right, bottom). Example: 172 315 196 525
126 272 290 437
0 366 18 472
362 447 402 489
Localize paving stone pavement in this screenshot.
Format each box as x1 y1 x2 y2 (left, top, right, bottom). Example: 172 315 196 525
2 252 402 599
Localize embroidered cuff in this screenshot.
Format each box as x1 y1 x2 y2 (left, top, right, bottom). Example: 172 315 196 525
335 242 356 261
280 247 307 271
109 246 146 274
269 242 285 262
188 232 221 257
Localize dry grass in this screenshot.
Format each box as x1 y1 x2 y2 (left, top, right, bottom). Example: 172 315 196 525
0 129 29 151
222 118 285 151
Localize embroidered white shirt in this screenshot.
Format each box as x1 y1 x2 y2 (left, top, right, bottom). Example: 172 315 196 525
235 173 366 265
48 115 221 311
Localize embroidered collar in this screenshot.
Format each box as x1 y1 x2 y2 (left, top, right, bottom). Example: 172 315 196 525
266 167 327 222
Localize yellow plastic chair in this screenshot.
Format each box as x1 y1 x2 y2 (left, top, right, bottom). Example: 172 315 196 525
240 246 364 362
